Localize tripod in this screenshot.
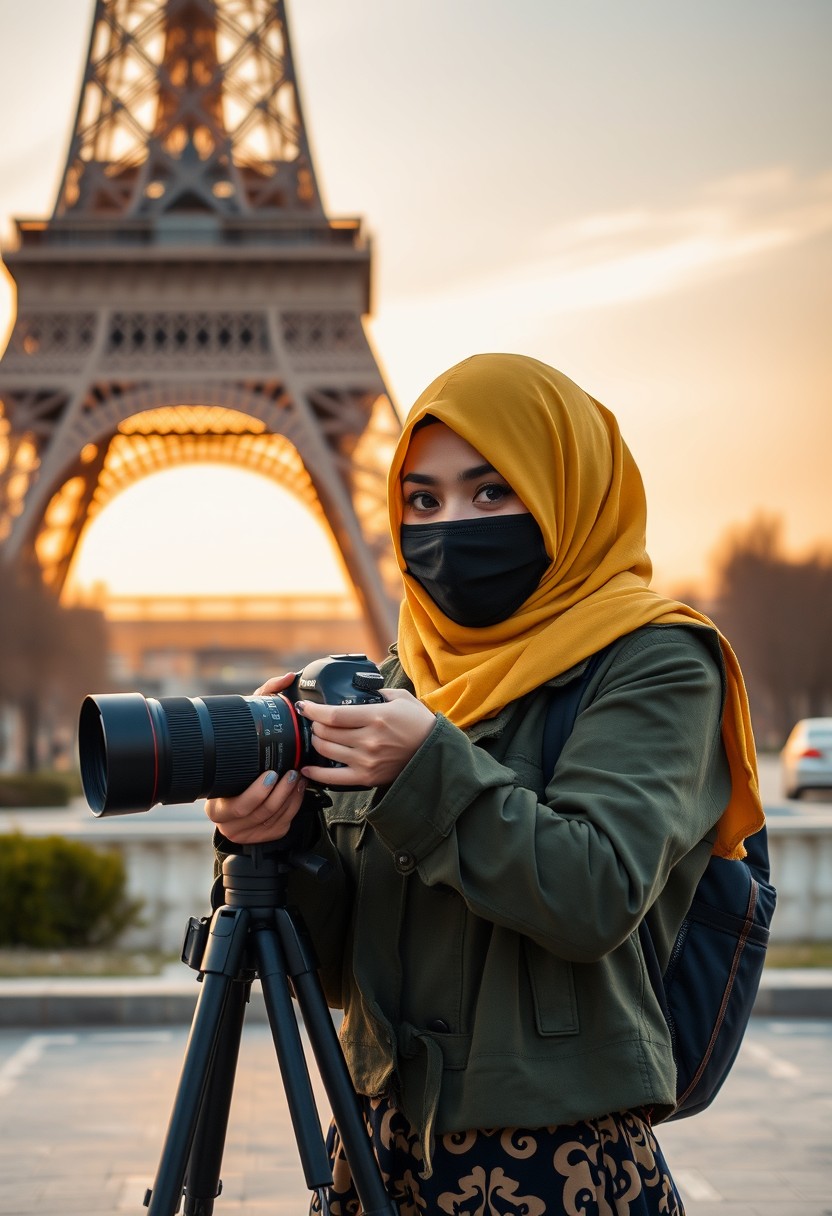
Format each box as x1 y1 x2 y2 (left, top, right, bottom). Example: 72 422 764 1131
142 843 398 1216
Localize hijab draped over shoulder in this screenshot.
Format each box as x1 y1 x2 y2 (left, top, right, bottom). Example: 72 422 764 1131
387 353 763 860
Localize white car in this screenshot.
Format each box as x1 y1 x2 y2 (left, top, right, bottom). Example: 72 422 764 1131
780 718 832 800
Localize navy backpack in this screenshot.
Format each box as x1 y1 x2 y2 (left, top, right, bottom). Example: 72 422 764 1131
542 649 777 1120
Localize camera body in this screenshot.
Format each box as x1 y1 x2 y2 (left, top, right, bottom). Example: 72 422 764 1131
79 653 385 817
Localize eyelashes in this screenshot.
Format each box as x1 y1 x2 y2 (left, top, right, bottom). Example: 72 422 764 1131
476 483 513 505
404 490 439 511
404 483 514 512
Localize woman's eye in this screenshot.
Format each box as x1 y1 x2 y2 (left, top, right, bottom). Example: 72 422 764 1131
475 483 512 505
406 490 439 512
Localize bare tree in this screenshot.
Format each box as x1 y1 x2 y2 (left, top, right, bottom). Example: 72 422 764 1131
709 515 832 745
0 567 110 771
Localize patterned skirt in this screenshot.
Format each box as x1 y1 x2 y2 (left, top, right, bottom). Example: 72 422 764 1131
310 1094 685 1216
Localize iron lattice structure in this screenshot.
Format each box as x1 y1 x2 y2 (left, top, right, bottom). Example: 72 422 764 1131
0 0 401 653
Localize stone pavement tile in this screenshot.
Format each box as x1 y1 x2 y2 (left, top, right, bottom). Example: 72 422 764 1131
115 1177 153 1212
663 1138 830 1214
204 1204 309 1215
679 1209 754 1216
667 1184 832 1216
785 1171 832 1202
38 1177 126 1214
749 1208 832 1216
711 1167 814 1203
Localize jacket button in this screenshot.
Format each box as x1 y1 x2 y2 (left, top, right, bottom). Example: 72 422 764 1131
395 851 415 872
428 1018 450 1033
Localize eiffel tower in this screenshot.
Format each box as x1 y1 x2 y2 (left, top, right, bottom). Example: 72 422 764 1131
0 0 401 655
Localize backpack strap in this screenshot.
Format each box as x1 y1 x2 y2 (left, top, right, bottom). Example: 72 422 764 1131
541 645 613 780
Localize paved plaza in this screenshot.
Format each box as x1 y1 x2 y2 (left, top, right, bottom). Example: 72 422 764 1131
0 1016 829 1216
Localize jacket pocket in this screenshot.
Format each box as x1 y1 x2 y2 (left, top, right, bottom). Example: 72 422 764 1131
523 938 580 1036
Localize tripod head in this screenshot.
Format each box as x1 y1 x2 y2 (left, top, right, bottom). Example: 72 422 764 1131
182 837 334 979
215 839 333 906
209 789 335 908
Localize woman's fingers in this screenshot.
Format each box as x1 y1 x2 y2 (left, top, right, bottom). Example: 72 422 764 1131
296 689 436 787
205 767 307 843
253 671 298 697
207 770 279 821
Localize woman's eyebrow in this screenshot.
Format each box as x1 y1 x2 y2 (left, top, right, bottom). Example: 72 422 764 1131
401 463 497 486
459 462 497 482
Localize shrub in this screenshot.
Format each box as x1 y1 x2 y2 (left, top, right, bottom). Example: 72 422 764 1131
0 773 75 807
0 833 143 947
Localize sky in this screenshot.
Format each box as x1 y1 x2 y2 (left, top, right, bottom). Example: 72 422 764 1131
0 0 830 602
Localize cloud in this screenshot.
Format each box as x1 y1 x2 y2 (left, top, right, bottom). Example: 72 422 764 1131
370 165 832 407
387 167 832 318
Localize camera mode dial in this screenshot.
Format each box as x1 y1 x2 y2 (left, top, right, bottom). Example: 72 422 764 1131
351 670 385 694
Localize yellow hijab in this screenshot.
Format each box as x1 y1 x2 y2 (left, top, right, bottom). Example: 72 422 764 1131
388 354 763 860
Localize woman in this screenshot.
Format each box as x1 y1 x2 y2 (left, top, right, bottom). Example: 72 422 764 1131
206 354 764 1215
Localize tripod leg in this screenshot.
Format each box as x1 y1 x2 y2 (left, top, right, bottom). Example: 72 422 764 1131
145 907 251 1216
250 919 334 1194
182 979 250 1216
276 908 398 1216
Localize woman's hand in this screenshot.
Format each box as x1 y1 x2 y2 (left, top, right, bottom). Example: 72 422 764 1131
204 672 308 845
296 688 436 788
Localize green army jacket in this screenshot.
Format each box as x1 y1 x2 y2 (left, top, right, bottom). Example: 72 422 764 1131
222 624 731 1160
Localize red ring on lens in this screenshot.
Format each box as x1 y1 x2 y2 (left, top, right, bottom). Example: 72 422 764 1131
276 693 303 772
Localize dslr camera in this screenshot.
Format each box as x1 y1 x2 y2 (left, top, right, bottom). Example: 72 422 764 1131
78 653 384 817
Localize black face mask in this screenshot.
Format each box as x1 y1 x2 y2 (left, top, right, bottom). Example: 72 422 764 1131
400 514 550 628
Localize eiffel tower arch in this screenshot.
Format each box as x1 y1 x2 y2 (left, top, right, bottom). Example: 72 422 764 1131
0 0 401 655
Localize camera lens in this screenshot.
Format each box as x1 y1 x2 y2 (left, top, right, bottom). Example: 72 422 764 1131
78 692 305 816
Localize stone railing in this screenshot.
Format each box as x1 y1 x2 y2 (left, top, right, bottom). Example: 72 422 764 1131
765 811 832 942
2 803 831 953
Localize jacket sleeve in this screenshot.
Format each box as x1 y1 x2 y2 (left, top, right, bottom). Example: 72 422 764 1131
364 627 731 963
